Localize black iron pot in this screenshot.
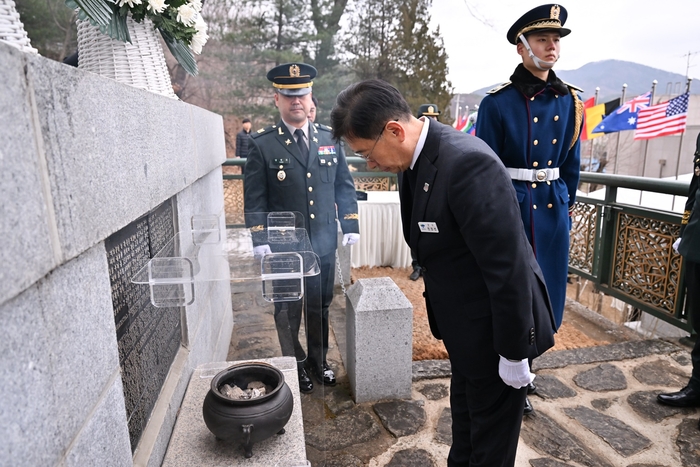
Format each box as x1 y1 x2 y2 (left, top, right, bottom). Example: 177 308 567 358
202 362 294 458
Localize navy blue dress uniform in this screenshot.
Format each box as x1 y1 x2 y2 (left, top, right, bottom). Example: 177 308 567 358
658 133 700 410
477 4 583 330
244 62 359 392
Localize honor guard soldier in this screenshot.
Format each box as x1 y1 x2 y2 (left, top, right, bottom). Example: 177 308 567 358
477 4 583 415
657 134 700 414
244 62 359 393
408 104 441 281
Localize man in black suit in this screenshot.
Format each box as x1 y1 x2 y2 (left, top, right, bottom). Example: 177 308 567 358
331 80 556 466
244 63 359 393
657 133 700 414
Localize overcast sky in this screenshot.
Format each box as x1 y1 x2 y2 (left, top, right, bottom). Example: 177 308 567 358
429 0 700 93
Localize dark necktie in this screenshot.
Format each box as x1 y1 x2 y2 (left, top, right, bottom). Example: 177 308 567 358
294 129 308 159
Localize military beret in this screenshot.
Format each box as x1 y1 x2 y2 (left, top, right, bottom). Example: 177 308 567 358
507 4 570 45
266 62 317 96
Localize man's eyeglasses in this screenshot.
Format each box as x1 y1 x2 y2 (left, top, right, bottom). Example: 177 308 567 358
355 129 384 161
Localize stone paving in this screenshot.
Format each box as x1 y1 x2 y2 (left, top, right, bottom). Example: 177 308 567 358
227 285 700 467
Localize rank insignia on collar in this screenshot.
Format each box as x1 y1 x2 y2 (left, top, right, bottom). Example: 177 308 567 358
257 128 265 133
278 127 284 135
285 139 292 145
423 183 430 192
312 137 318 143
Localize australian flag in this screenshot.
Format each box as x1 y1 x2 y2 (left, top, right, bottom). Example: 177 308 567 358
592 92 651 134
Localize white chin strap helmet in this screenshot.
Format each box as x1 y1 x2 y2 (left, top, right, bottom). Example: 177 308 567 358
519 34 557 71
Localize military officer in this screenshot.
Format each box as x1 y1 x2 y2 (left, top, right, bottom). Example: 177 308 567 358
244 62 359 393
477 4 583 415
657 134 700 414
408 104 441 281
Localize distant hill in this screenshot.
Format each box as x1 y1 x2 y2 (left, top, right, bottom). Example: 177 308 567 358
470 60 697 102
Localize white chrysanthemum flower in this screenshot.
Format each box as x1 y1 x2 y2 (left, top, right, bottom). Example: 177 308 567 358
190 14 208 54
146 0 166 13
188 0 203 13
177 4 197 26
117 0 142 8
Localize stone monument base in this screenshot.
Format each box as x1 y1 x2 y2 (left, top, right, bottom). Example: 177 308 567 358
162 357 307 467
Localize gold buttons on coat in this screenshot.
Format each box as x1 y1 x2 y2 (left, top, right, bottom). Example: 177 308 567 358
555 95 559 98
547 181 551 185
310 200 314 205
308 187 313 192
530 97 535 101
533 161 539 167
532 183 537 188
533 140 539 146
552 139 557 144
548 160 552 166
310 214 315 219
547 203 553 208
533 117 539 123
307 172 311 178
533 205 538 209
554 115 559 121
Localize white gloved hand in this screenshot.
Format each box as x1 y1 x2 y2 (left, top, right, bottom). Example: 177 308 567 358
498 356 535 389
253 244 272 258
673 237 682 253
342 233 360 246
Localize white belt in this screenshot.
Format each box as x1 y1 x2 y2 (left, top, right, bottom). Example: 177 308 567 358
507 167 560 182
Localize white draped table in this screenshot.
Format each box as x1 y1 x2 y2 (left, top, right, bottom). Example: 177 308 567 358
351 191 412 268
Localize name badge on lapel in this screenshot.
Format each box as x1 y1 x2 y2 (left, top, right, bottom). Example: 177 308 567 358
419 222 439 233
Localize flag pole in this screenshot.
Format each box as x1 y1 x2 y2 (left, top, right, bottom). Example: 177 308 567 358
639 80 658 205
587 87 600 179
671 78 693 211
612 83 628 174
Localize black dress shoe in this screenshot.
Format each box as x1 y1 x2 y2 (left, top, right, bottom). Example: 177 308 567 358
657 386 700 407
310 362 337 386
527 382 537 394
523 396 534 415
297 368 314 394
409 267 422 281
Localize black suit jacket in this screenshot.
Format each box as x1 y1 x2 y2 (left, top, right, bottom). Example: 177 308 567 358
400 119 556 377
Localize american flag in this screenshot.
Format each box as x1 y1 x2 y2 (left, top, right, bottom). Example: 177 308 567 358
634 93 689 140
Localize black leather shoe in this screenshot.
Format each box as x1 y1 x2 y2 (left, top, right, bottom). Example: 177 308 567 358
310 362 337 386
527 382 537 394
409 267 422 281
657 386 700 407
523 396 534 415
297 368 314 394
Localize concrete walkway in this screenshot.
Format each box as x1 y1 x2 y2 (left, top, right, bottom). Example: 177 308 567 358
227 287 700 466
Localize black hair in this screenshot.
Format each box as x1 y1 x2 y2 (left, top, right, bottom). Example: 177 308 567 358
331 79 412 141
311 95 319 107
242 118 251 124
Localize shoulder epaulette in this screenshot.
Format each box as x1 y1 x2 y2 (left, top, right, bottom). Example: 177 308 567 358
252 125 275 138
487 81 512 94
562 80 584 93
315 123 333 132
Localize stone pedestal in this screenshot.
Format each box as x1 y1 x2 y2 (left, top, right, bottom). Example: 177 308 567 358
162 357 308 467
345 278 413 403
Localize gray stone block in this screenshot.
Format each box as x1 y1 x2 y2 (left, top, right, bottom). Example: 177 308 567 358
345 278 413 403
64 376 132 467
0 42 57 306
0 244 120 466
23 51 224 262
162 358 307 467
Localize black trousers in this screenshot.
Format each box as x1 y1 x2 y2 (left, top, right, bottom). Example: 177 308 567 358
448 365 526 467
686 261 700 390
273 251 335 372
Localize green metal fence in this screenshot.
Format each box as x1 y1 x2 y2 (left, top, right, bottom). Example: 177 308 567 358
223 160 692 331
571 172 690 331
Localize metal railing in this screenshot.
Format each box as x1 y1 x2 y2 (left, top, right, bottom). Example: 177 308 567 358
223 161 692 331
571 172 690 331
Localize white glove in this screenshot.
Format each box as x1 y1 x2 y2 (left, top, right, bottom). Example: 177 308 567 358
253 244 272 258
498 356 535 389
342 233 360 246
673 238 681 253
